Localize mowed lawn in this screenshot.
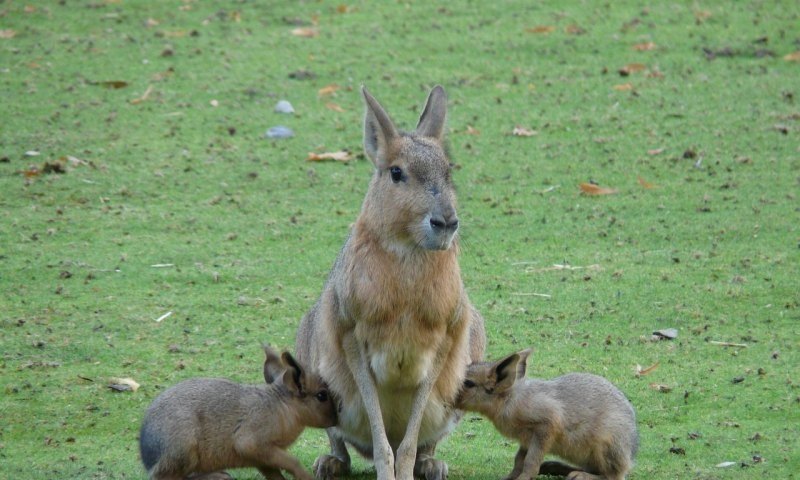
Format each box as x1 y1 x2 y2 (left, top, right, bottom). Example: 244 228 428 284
1 1 798 479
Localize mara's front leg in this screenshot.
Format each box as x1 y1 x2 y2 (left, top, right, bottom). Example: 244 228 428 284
515 427 554 480
342 332 395 480
395 336 455 480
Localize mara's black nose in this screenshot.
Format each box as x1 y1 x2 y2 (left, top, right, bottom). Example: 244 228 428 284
430 215 459 231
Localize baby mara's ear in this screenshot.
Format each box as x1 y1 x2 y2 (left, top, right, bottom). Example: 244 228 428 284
262 344 285 384
280 351 307 396
493 351 524 392
515 349 532 380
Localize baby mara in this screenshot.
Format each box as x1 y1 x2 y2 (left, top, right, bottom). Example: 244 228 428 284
456 350 638 480
139 346 336 480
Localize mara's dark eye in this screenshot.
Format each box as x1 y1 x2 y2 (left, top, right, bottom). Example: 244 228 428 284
463 379 476 389
315 390 329 402
389 166 403 183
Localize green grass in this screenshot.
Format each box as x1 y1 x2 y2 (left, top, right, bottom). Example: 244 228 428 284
1 1 798 478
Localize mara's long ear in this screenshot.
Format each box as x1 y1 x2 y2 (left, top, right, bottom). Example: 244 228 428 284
280 351 306 396
516 349 532 380
415 85 447 140
263 344 285 384
493 352 522 392
362 86 398 167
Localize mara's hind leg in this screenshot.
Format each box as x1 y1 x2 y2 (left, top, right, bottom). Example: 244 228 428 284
257 467 288 480
538 460 583 477
312 427 352 480
413 442 448 480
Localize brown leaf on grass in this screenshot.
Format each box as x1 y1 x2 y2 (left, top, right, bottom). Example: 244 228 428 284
336 4 353 13
512 126 537 137
21 167 41 178
292 27 319 38
151 67 174 82
307 150 352 162
633 42 656 51
465 125 480 135
0 29 16 39
579 182 617 195
145 18 160 28
318 84 340 96
638 176 657 189
42 161 67 174
613 83 634 91
565 24 586 35
635 361 659 377
325 102 345 112
97 81 129 89
652 328 677 340
649 383 673 393
784 51 800 62
526 25 555 34
108 377 140 392
647 147 665 155
618 63 646 76
163 30 188 38
130 85 154 104
694 9 712 23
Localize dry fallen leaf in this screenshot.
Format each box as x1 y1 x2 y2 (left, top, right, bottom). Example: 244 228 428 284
325 102 345 112
633 42 656 51
619 63 647 76
512 126 537 137
307 150 352 162
649 383 673 393
109 377 140 392
318 84 340 96
613 83 634 91
652 328 677 340
647 147 665 155
98 80 129 89
130 85 153 104
783 51 800 62
637 176 657 189
21 167 40 178
564 24 586 35
694 9 712 23
465 125 480 135
0 29 16 39
635 361 660 377
526 25 555 34
579 182 617 195
292 27 319 38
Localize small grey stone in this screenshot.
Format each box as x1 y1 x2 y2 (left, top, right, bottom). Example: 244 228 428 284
274 100 294 114
265 126 294 139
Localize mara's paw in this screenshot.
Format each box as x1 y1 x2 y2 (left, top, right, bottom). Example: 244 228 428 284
313 454 351 480
414 454 448 480
566 471 601 480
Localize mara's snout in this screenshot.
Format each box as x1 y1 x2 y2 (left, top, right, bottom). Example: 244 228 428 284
423 209 458 250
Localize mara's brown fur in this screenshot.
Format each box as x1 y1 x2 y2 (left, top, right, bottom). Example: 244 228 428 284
139 346 336 480
456 350 638 480
296 85 486 480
